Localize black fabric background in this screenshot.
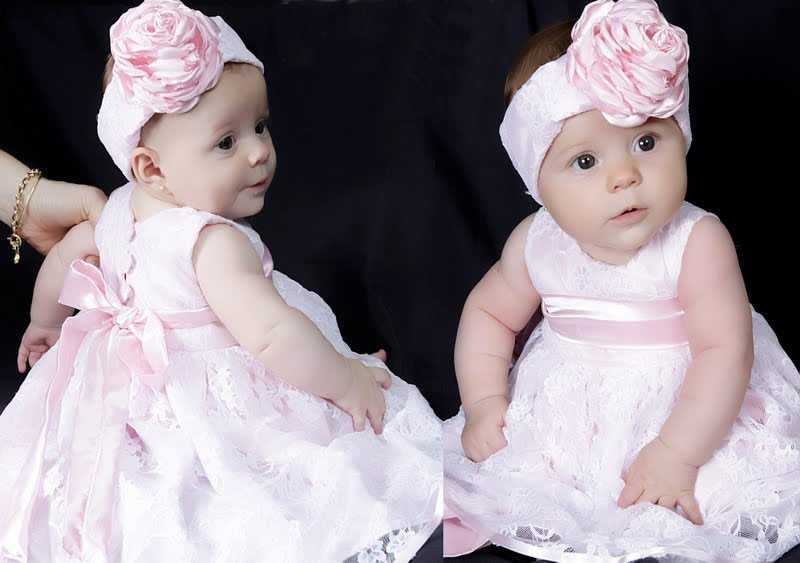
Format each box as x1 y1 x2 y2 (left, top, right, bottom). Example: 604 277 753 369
1 1 798 427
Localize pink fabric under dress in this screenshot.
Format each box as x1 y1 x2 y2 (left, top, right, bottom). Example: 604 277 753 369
0 183 443 563
443 202 800 562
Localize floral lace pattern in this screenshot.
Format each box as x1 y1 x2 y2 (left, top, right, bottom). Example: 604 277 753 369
444 202 800 561
0 183 442 562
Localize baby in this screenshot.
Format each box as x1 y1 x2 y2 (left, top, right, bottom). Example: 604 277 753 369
1 2 442 561
443 1 800 560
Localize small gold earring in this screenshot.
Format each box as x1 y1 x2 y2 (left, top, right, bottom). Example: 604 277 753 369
158 184 167 192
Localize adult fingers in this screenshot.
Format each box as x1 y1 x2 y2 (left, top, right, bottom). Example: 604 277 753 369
80 185 108 228
678 492 704 525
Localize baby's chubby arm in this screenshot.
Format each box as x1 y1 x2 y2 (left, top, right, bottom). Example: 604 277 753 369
456 214 541 461
663 216 753 462
619 216 753 523
18 221 98 371
193 224 391 433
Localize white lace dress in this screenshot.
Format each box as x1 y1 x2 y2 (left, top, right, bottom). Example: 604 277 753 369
0 183 443 563
443 202 800 562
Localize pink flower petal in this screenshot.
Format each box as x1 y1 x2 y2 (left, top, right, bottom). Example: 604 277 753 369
566 0 689 123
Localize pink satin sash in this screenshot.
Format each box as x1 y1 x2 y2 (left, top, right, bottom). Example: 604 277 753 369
0 260 237 562
541 293 688 349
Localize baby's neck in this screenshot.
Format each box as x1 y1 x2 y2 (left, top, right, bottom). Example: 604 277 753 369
578 242 640 266
129 184 180 223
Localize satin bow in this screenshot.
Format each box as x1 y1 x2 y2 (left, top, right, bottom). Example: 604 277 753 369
0 260 232 562
62 260 169 387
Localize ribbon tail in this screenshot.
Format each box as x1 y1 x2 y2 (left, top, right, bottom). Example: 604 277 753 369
123 315 168 390
0 317 89 561
62 328 131 563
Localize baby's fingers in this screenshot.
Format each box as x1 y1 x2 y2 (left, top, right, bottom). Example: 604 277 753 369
464 441 492 463
492 430 508 452
481 435 507 461
367 387 386 434
618 480 644 508
350 410 367 432
369 349 387 363
678 492 703 525
17 345 29 374
473 431 507 462
656 495 677 509
28 351 43 369
371 367 392 390
367 406 385 435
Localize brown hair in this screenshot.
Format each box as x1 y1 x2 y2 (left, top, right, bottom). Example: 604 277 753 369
503 19 577 108
102 54 115 92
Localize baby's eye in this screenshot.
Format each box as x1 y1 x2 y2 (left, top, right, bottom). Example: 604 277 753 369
572 154 596 170
635 135 656 152
255 119 268 135
217 136 234 150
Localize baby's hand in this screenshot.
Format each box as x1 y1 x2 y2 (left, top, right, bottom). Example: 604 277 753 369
618 436 703 525
17 322 61 373
461 395 509 462
369 349 387 363
331 358 392 434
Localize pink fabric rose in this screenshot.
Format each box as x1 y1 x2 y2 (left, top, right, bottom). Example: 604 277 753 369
109 0 223 114
565 0 689 126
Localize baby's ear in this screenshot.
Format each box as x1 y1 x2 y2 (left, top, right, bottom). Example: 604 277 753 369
130 147 165 191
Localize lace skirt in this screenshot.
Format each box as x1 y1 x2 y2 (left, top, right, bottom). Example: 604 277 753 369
443 312 800 561
0 273 443 563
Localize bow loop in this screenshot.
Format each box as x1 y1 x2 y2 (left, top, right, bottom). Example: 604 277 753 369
60 260 168 387
2 259 235 562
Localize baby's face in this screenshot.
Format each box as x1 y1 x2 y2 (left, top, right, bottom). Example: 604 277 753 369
538 110 687 265
145 64 276 220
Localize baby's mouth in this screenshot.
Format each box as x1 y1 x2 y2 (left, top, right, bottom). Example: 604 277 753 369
615 206 641 218
610 206 648 223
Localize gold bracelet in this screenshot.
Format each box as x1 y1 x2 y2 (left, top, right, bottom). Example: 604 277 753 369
7 168 42 264
22 171 42 215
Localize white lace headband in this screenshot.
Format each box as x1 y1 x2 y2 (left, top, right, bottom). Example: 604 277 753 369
499 0 692 205
97 0 264 181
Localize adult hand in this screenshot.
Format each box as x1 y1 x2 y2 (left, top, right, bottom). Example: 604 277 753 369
20 178 106 255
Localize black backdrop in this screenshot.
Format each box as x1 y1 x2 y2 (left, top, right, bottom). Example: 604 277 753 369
1 0 798 425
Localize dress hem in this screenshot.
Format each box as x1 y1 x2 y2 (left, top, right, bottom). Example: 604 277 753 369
443 504 768 563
